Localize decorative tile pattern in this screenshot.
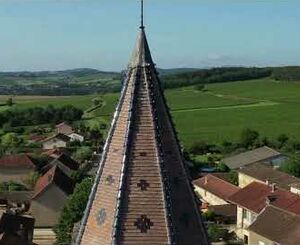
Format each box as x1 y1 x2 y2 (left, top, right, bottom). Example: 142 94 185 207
137 179 150 191
97 208 107 226
134 215 153 233
105 175 115 186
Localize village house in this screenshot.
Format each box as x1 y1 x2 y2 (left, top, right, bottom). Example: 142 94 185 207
228 181 300 243
193 174 240 206
0 154 36 185
222 146 286 170
42 153 79 177
42 148 70 159
68 132 84 142
28 134 47 144
42 133 70 150
238 162 300 192
30 165 74 228
55 122 73 135
248 205 300 245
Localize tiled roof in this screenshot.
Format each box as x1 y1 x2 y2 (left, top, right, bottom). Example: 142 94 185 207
208 204 237 218
42 148 69 157
42 133 70 143
0 154 35 169
193 174 240 201
29 135 47 142
56 122 71 128
239 162 300 190
223 146 282 169
0 191 33 202
228 181 300 215
52 154 79 171
76 25 209 245
32 166 73 199
249 206 300 244
42 154 79 176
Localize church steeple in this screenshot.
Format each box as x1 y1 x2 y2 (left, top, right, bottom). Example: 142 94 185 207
140 0 144 29
75 2 209 244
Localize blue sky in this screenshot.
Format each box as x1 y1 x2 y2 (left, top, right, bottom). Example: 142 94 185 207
0 0 299 71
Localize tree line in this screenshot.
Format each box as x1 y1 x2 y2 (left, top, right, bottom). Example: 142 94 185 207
0 105 83 127
162 67 272 89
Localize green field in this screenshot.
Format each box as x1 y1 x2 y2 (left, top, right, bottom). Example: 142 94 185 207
1 78 300 148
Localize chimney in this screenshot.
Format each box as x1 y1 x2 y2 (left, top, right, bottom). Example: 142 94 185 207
271 183 276 193
204 176 208 185
266 195 276 205
265 179 269 186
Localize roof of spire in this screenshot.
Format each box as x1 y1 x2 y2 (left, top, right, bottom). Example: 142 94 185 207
75 2 209 244
129 28 154 68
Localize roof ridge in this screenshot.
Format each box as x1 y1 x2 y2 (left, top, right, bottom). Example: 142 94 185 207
32 165 57 199
209 173 239 188
268 204 300 217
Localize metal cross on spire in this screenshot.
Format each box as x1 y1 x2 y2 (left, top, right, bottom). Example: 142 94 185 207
140 0 144 29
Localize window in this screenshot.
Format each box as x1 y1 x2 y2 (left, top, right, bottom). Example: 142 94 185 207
259 241 265 245
244 235 249 245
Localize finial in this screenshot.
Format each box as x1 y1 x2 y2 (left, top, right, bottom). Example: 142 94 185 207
140 0 144 29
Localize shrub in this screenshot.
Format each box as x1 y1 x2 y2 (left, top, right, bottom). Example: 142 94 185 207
54 177 93 245
229 170 238 186
207 223 230 242
189 141 210 155
240 128 259 148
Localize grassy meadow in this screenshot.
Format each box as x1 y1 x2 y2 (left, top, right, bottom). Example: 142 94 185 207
1 78 300 148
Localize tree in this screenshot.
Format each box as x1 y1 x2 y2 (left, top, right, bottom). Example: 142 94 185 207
0 181 28 192
229 170 238 186
1 133 22 147
280 154 300 177
54 178 93 245
240 128 259 148
6 97 13 107
277 134 289 148
207 223 230 242
189 141 210 155
217 162 229 172
202 210 215 221
25 171 40 189
72 147 93 163
92 98 102 107
195 84 206 91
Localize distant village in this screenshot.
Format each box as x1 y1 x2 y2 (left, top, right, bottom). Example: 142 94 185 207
0 121 102 244
193 146 300 244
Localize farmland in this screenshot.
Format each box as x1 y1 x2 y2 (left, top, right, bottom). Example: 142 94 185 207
1 78 300 148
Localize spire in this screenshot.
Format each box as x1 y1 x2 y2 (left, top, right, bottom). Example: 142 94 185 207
129 0 153 68
129 28 153 68
75 1 209 244
140 0 144 29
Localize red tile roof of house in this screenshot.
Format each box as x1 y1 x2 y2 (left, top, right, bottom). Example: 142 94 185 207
228 181 300 215
193 174 240 201
42 133 70 143
0 154 35 169
29 135 47 142
56 122 71 128
42 148 68 157
32 165 74 199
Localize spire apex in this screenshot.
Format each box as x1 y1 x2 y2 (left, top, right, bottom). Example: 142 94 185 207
140 0 144 29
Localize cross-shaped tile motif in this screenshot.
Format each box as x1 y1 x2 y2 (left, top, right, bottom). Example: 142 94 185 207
137 179 149 191
134 215 153 233
105 175 115 185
